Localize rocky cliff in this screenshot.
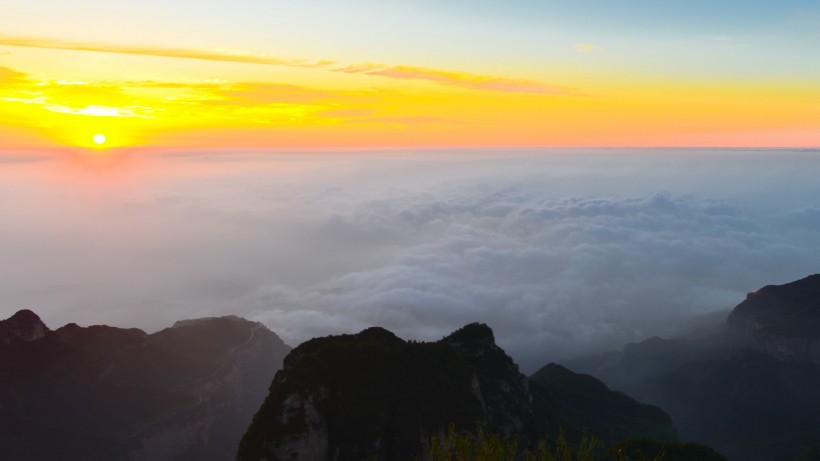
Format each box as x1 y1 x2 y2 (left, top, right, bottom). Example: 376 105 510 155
238 323 678 461
562 274 820 461
0 309 48 343
726 274 820 363
238 323 533 461
0 310 290 461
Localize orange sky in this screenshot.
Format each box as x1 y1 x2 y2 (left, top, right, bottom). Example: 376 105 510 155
1 1 819 149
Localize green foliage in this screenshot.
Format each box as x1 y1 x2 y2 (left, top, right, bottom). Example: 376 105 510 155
604 439 727 461
792 444 820 461
607 443 666 461
419 425 605 461
417 427 731 461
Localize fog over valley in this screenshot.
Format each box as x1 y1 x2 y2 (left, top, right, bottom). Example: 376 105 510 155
2 148 819 371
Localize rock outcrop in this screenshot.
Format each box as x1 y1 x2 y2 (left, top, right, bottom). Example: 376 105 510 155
238 323 533 461
0 309 48 343
561 274 820 461
238 323 678 461
726 274 820 363
0 310 290 461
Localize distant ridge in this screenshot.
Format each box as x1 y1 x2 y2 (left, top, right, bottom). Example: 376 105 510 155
0 309 291 461
0 309 48 343
560 274 820 461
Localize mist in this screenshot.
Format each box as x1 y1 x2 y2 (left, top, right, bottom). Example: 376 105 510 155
2 148 819 371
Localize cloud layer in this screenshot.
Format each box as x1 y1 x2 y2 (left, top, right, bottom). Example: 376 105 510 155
2 149 819 371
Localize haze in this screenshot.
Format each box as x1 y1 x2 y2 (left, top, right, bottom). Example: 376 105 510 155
2 148 818 371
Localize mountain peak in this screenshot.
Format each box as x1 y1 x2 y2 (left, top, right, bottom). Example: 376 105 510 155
1 312 290 461
358 326 402 343
171 314 254 329
727 274 820 337
0 309 49 343
755 273 820 295
443 322 496 352
239 323 532 461
726 274 820 363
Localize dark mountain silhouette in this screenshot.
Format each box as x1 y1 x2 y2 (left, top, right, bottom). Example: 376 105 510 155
0 309 48 343
727 274 820 362
238 323 677 461
530 363 676 446
0 310 290 461
604 439 727 461
562 274 820 461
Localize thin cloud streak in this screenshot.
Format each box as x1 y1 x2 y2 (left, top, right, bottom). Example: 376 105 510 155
335 63 569 94
0 35 568 95
0 35 335 69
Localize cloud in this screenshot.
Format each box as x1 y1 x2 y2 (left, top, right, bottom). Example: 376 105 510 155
0 35 569 95
4 150 819 373
43 104 151 118
0 66 27 86
335 63 568 94
0 72 377 126
203 83 333 107
0 35 335 69
203 83 385 107
574 43 605 54
242 186 818 371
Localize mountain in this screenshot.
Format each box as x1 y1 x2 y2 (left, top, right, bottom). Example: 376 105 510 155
727 274 820 363
0 310 290 461
530 363 676 446
0 309 48 343
642 350 820 461
562 274 820 461
238 323 678 461
604 439 727 461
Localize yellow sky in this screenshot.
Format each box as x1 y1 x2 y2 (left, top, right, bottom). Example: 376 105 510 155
1 32 819 149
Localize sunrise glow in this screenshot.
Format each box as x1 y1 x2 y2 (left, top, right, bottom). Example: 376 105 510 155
0 2 818 149
3 4 820 459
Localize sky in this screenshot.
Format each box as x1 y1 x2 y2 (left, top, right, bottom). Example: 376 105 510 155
1 2 820 371
1 0 819 148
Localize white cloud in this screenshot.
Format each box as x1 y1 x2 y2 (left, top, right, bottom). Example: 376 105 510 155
242 185 818 371
2 149 820 372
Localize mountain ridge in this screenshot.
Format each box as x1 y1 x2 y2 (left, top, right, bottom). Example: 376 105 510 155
0 309 291 461
561 274 820 461
238 322 677 461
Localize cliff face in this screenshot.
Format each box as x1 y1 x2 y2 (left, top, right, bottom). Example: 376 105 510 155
0 309 48 343
726 274 820 363
561 274 820 461
238 323 534 461
238 323 678 461
442 323 535 436
0 310 290 461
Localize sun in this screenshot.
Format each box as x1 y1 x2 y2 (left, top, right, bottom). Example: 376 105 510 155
93 133 107 145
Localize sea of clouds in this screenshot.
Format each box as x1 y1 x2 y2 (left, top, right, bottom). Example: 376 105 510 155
2 148 819 371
